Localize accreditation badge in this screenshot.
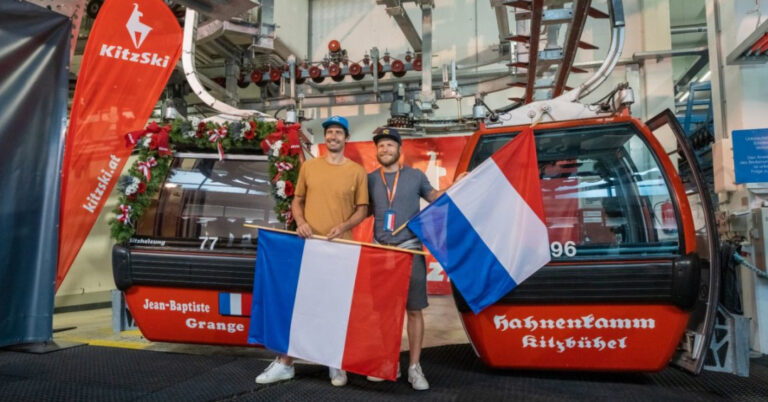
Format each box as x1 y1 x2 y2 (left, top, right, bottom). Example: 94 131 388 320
383 209 396 232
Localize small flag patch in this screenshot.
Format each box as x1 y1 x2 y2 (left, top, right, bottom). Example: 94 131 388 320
219 292 252 316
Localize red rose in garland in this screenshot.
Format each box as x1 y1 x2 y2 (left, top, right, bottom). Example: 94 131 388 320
244 121 258 140
196 122 207 138
284 181 294 197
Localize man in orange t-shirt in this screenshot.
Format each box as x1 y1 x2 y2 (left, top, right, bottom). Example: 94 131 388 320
292 119 368 240
255 115 368 387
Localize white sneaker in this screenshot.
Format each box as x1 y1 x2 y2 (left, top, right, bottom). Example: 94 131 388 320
366 367 401 382
408 363 429 391
256 359 295 384
329 367 347 387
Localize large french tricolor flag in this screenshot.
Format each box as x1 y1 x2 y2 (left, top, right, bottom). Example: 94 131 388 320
407 127 550 313
248 229 413 380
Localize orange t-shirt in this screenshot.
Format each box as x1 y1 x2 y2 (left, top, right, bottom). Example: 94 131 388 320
295 157 368 239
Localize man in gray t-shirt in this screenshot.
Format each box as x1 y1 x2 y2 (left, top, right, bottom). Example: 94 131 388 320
370 167 434 245
366 127 438 391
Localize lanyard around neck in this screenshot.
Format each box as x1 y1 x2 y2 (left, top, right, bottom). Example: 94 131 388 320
380 168 400 208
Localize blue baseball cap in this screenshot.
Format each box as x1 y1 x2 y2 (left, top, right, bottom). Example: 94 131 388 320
373 127 402 145
321 115 349 137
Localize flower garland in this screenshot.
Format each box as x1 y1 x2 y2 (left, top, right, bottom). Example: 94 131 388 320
109 117 303 243
261 120 304 228
110 122 174 244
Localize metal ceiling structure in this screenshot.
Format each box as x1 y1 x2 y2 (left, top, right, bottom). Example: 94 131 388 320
726 18 768 65
52 0 718 125
173 0 632 131
62 0 635 127
505 0 619 103
172 0 259 22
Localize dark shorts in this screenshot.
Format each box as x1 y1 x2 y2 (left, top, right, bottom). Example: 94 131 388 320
407 254 428 311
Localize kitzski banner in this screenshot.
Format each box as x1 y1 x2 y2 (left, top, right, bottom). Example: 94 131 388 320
57 0 182 288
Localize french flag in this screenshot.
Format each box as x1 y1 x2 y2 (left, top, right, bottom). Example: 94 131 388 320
385 212 395 231
407 127 550 313
219 292 252 317
248 229 413 380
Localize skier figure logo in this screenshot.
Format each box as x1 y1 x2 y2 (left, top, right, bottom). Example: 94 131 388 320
126 3 152 49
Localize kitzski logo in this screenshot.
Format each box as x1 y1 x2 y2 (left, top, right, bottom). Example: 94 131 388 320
126 3 152 48
97 2 170 68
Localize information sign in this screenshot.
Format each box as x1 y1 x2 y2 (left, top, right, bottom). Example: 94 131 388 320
733 128 768 183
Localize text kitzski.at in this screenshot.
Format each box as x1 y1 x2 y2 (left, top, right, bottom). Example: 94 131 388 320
82 154 121 213
99 45 170 68
494 314 656 353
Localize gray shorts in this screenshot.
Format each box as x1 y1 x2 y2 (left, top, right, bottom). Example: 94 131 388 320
375 238 428 311
407 254 428 311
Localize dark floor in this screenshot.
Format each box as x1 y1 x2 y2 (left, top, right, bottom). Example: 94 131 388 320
0 343 767 401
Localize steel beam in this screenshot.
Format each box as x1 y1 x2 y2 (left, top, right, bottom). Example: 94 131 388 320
552 0 591 97
491 0 511 45
196 20 260 44
255 0 276 50
378 0 423 52
420 4 434 104
240 73 512 110
173 0 258 21
633 46 708 60
674 53 709 93
525 0 543 103
671 24 707 35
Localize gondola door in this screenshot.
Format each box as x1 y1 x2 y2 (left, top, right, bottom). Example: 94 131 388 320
646 109 720 374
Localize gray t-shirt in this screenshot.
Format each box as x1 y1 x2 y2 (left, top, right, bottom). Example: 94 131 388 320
368 166 435 245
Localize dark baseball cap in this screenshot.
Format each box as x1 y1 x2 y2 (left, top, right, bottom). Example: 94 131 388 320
373 127 402 145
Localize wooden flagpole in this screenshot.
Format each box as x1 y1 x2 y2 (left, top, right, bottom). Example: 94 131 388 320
243 224 427 256
391 221 410 236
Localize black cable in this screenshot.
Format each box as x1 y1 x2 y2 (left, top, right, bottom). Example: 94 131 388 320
273 106 288 119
